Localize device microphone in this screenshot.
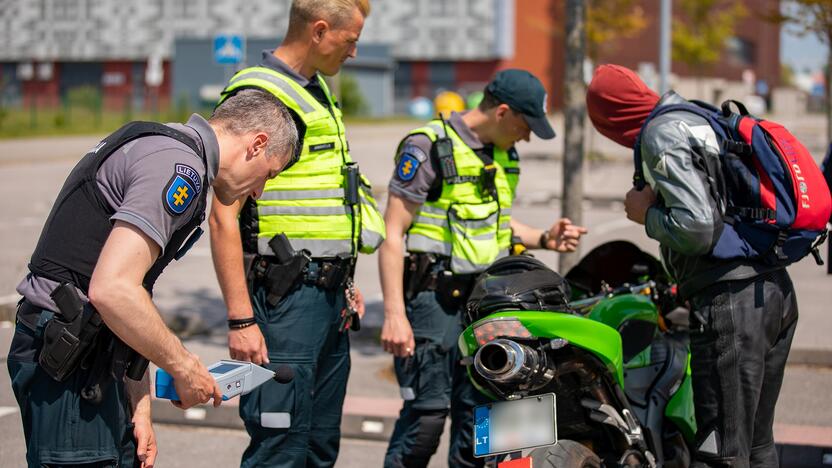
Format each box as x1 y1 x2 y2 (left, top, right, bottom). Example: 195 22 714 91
273 364 294 384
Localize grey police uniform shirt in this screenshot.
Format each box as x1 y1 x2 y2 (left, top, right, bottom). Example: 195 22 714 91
17 114 221 312
641 91 775 296
389 111 495 204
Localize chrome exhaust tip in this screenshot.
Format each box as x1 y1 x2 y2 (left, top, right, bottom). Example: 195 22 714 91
474 339 537 383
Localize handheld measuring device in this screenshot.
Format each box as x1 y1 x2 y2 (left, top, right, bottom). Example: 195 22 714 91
155 360 293 401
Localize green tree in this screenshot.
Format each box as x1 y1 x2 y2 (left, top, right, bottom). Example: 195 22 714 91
339 73 368 117
0 75 8 130
770 0 832 143
586 0 648 61
780 64 796 88
672 0 747 93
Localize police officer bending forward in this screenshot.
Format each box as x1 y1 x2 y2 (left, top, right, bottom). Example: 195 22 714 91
7 89 298 468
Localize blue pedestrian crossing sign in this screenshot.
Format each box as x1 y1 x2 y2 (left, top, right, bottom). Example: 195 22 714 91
214 34 245 65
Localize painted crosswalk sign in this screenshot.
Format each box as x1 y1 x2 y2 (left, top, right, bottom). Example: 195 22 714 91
214 34 244 65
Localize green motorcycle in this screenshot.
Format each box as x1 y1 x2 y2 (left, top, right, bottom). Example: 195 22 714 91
460 241 696 467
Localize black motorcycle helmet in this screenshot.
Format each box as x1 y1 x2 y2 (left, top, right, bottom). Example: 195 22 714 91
465 254 571 325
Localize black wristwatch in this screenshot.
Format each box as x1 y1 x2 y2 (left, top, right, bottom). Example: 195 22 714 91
539 230 551 250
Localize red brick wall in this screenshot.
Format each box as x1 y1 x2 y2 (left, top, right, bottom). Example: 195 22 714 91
454 61 499 86
500 0 563 110
593 0 781 88
410 61 431 99
21 62 60 108
102 61 133 111
508 0 781 110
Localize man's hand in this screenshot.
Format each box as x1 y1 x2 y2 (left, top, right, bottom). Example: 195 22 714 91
171 356 223 409
132 411 157 468
544 218 589 252
625 186 657 225
228 324 269 365
381 311 415 358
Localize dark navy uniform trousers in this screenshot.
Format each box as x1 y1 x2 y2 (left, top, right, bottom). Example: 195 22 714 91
384 290 487 468
8 310 137 468
240 282 349 468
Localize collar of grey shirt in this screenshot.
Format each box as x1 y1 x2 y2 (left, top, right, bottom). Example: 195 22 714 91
184 114 220 184
447 110 486 150
261 49 317 88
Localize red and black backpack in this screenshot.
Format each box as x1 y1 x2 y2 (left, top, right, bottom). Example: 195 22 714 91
634 99 831 266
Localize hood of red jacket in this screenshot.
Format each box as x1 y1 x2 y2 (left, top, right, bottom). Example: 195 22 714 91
586 64 660 148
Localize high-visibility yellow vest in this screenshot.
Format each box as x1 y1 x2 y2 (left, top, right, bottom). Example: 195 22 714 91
220 67 385 258
404 120 519 274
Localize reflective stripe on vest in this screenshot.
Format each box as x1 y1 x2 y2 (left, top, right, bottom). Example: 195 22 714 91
257 237 353 258
404 121 515 274
221 67 384 257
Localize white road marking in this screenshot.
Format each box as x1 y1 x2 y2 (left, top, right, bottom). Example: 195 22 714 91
0 217 45 230
0 406 19 419
0 293 21 305
592 217 641 237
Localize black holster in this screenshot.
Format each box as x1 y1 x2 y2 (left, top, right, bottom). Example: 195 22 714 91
247 234 310 307
253 255 309 306
403 253 438 301
38 283 147 404
403 254 475 310
79 329 141 404
38 283 104 382
435 270 476 311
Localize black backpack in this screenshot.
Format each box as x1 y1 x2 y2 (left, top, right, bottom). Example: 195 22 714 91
465 255 571 325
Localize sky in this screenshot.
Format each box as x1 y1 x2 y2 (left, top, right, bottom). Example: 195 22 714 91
781 27 828 75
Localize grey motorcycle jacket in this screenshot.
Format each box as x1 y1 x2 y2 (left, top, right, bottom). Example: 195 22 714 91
640 92 778 298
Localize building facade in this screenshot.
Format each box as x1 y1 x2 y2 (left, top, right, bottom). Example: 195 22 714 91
0 0 781 114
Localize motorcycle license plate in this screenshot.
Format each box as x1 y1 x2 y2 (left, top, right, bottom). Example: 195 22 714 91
473 393 557 458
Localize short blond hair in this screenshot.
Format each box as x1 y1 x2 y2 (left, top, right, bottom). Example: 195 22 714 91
287 0 369 36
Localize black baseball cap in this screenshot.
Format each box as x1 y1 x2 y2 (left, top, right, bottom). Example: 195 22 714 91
486 69 556 140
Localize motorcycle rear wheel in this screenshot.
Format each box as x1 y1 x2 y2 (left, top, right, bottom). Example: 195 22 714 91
529 440 602 468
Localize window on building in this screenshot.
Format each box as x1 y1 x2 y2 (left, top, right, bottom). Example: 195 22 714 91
427 0 455 16
53 0 79 20
171 0 200 18
725 36 755 67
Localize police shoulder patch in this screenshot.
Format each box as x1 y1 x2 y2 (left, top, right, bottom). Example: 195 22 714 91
163 163 202 216
396 153 421 182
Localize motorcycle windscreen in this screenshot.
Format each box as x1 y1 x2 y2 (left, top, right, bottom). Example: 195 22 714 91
565 240 667 297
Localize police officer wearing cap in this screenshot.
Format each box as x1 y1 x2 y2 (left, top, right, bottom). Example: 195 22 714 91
379 69 588 467
7 89 298 468
208 1 385 466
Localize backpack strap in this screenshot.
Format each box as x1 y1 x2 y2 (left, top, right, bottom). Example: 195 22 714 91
634 101 732 224
720 99 751 117
633 101 728 189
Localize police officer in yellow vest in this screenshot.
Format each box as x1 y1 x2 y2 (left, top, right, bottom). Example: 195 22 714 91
209 1 384 466
380 70 588 467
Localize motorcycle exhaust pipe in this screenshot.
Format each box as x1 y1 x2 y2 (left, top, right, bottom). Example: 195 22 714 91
474 339 548 384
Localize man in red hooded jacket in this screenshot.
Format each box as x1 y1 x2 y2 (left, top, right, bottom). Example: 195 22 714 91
586 64 797 468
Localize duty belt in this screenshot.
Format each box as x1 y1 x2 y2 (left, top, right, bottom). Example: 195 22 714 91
257 256 355 291
15 298 43 334
300 257 355 289
404 253 477 309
